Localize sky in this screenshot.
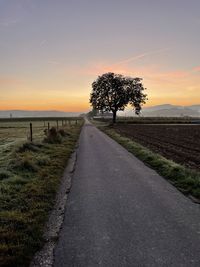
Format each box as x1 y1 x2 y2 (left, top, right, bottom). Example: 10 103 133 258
0 0 200 112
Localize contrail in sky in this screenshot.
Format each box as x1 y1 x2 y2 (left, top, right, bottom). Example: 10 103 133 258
111 48 171 66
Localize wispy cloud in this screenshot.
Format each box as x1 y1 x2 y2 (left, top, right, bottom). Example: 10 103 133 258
111 48 171 66
75 48 171 76
0 77 24 87
47 60 60 65
39 40 47 47
0 19 18 27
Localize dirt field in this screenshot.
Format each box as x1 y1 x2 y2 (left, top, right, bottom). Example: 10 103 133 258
113 124 200 170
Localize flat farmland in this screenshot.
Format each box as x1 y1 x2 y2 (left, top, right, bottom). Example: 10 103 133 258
0 119 80 170
113 124 200 170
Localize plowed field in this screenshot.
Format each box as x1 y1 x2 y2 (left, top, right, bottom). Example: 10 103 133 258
113 124 200 170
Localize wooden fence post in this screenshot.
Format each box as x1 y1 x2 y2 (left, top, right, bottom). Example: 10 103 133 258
30 123 33 142
48 122 50 132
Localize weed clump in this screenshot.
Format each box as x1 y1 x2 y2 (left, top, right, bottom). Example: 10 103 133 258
58 128 70 137
17 142 42 153
43 127 62 144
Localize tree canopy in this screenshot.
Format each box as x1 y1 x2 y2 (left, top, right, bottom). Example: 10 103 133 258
90 72 147 123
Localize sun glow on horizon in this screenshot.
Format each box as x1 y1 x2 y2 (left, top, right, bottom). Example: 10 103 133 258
0 1 200 111
1 63 200 111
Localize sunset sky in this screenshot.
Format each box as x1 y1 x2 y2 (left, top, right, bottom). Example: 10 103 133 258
0 0 200 112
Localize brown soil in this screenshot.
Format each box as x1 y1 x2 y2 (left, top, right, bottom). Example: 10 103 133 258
113 124 200 170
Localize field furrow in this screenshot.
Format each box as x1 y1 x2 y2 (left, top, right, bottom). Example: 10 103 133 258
113 124 200 170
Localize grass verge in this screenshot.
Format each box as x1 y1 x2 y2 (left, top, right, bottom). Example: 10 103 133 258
0 123 83 267
100 127 200 201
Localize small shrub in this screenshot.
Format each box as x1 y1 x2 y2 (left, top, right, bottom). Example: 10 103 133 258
43 127 62 144
58 128 70 137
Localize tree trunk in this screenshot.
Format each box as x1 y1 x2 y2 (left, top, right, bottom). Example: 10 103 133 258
113 110 117 123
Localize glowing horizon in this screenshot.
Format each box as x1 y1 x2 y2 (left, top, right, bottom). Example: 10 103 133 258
0 1 200 111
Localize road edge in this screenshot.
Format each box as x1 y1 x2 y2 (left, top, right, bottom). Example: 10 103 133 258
99 126 200 204
30 143 79 267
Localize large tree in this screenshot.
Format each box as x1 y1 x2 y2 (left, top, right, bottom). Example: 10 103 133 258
90 72 147 123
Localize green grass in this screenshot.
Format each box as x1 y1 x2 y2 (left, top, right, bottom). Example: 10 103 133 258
101 127 200 200
0 121 83 267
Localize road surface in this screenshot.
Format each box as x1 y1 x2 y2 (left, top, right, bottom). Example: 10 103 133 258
54 121 200 267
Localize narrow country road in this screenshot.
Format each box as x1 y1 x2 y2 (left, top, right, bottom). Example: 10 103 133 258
54 120 200 267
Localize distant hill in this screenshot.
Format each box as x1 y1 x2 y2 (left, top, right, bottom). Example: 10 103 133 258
1 104 200 118
123 104 200 117
142 104 175 112
188 105 200 111
0 110 83 118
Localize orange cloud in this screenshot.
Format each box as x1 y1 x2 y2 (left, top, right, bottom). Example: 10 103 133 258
193 66 200 72
79 62 189 82
0 77 24 86
83 63 131 76
64 48 170 77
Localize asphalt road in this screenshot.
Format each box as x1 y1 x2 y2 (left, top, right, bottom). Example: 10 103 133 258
54 120 200 267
